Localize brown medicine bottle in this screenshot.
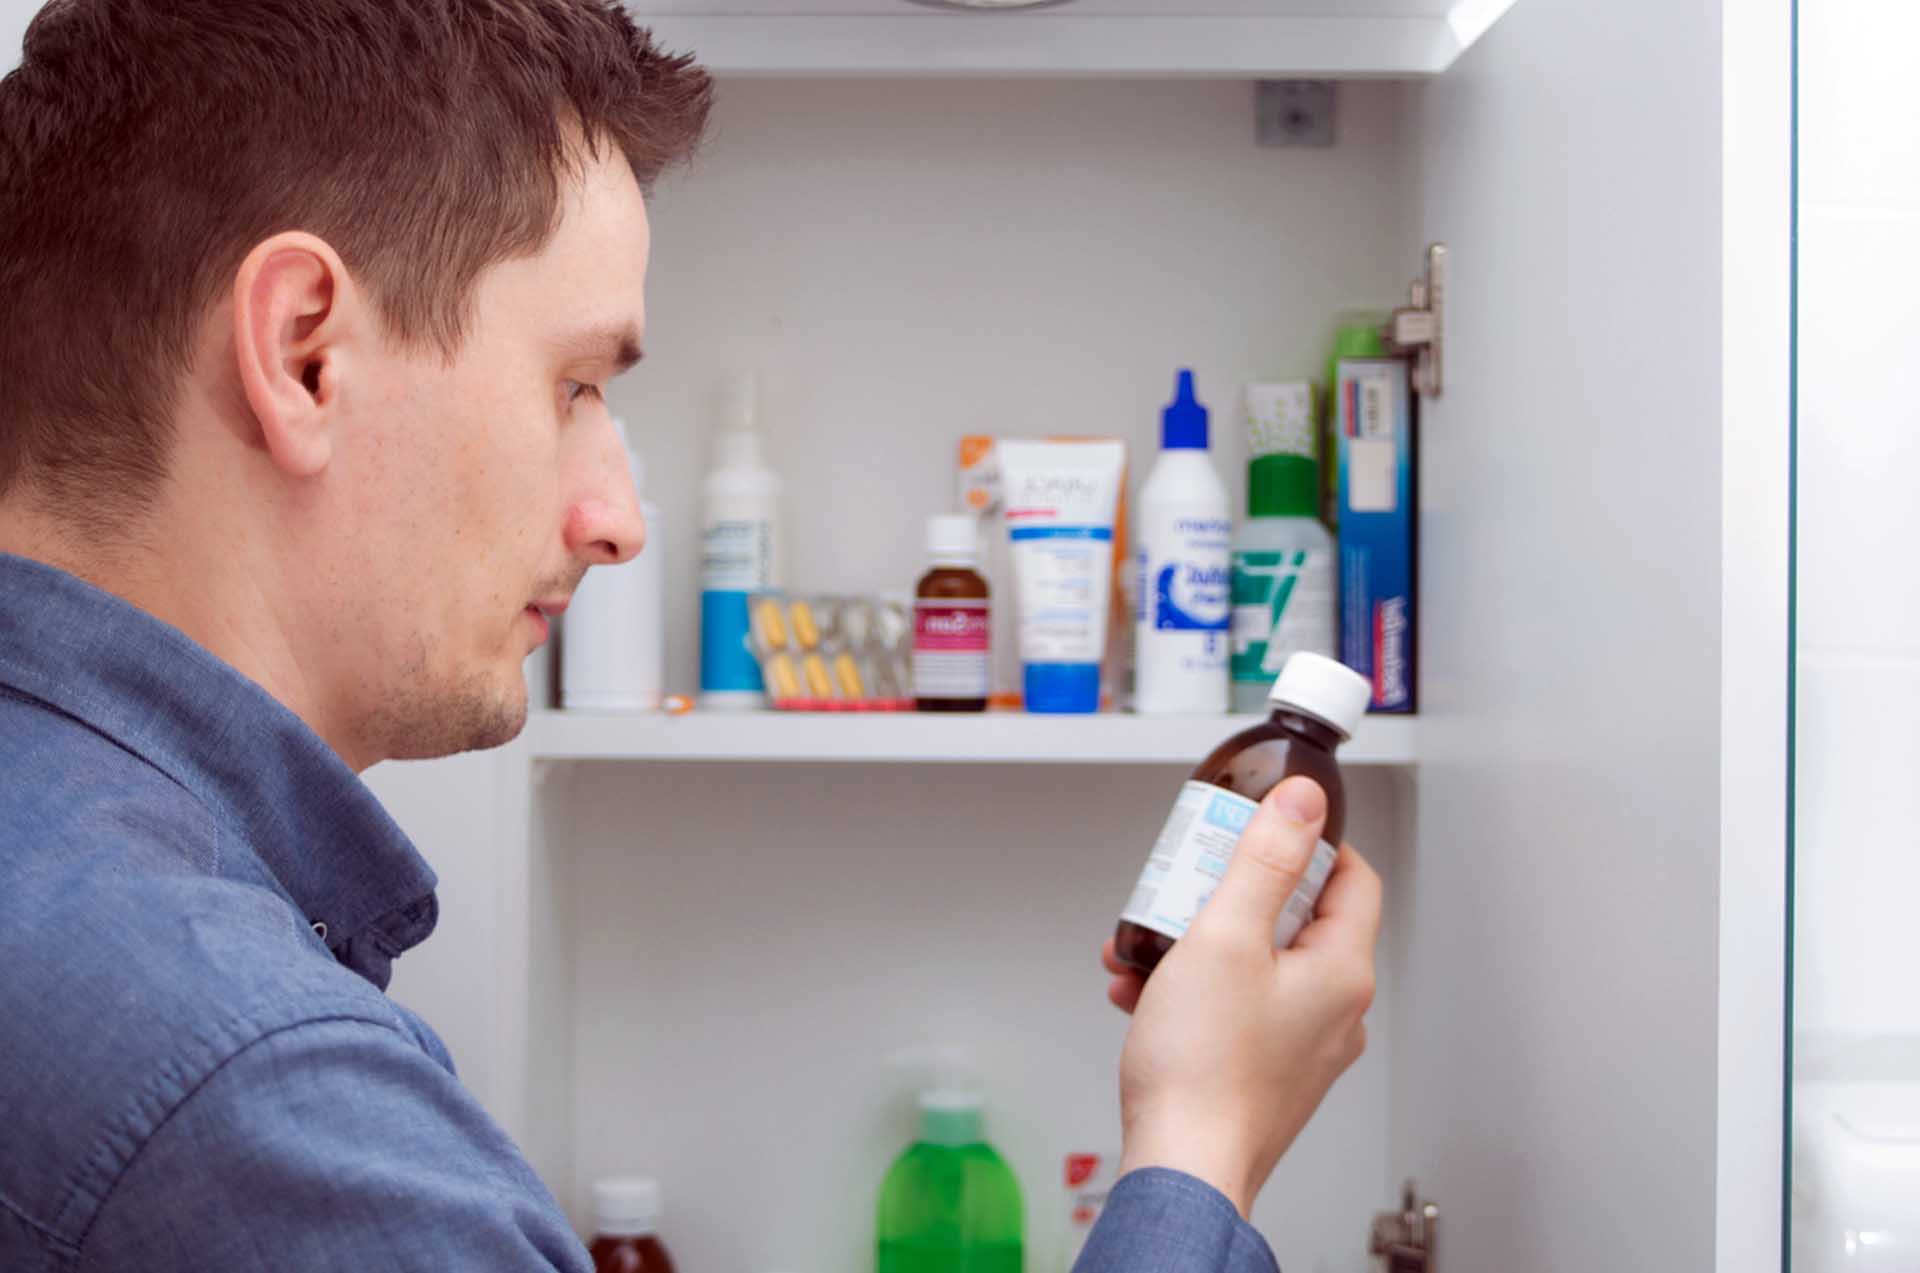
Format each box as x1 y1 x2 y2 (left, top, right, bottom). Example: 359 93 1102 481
1114 652 1372 975
589 1178 675 1273
913 514 991 712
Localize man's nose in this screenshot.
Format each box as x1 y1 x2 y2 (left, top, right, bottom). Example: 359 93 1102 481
565 425 647 567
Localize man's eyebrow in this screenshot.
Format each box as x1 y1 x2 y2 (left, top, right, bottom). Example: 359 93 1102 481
556 322 645 375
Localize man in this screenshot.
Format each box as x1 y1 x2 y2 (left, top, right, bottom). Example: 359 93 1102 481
0 2 1380 1269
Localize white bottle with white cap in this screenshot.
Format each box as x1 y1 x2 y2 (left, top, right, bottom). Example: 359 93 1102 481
562 420 664 712
1114 651 1373 971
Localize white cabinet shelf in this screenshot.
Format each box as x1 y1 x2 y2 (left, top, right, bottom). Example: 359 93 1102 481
637 17 1457 78
630 2 1519 79
526 708 1417 765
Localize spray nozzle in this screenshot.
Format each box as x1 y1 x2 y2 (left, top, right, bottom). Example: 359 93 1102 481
714 370 767 470
722 369 762 434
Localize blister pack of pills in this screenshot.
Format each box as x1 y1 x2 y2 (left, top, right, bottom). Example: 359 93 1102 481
748 594 913 711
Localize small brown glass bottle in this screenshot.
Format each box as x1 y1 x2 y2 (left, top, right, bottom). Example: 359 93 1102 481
1114 652 1373 975
913 514 990 713
589 1178 675 1273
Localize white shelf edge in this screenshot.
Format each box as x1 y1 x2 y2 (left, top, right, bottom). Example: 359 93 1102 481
633 16 1466 78
526 709 1417 766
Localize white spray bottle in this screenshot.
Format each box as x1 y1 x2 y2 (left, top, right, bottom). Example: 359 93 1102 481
699 371 783 710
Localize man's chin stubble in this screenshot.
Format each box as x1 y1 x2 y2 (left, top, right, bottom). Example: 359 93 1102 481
364 670 529 763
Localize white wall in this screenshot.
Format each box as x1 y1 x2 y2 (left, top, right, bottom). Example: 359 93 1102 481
2 1 36 73
563 760 1407 1273
1792 0 1920 1043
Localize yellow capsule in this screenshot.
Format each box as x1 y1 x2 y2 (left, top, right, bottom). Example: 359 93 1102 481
802 651 834 699
766 653 802 701
752 597 789 652
832 651 866 700
790 599 821 650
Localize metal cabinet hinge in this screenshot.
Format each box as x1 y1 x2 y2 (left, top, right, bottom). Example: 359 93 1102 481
1369 1180 1440 1272
1386 243 1447 399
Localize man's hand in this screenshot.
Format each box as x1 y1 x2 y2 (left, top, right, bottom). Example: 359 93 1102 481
1100 775 1381 1218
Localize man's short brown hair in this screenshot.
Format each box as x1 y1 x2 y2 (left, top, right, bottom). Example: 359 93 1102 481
0 0 711 519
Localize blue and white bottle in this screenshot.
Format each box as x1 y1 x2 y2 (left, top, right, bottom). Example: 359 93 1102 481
1134 369 1232 715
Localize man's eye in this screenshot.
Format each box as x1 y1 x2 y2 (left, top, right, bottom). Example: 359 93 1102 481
564 380 603 406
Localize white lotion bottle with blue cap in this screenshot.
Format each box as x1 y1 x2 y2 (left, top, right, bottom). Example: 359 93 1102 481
1134 369 1232 715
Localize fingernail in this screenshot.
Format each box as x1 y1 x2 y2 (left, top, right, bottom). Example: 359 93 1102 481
1272 776 1327 825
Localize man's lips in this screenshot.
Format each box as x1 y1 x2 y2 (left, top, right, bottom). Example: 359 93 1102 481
525 598 569 643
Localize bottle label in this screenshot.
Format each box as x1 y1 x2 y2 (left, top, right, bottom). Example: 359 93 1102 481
1135 510 1230 709
1138 515 1231 633
1009 526 1109 661
913 599 990 698
1121 780 1337 948
700 591 764 694
1231 548 1335 685
701 519 774 694
702 518 773 591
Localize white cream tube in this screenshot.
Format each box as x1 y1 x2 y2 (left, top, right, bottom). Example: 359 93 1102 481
997 439 1126 714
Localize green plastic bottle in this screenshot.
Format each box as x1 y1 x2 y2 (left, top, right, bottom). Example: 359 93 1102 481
876 1091 1024 1273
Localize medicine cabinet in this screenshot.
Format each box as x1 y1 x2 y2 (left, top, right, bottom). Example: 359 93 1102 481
363 2 1793 1270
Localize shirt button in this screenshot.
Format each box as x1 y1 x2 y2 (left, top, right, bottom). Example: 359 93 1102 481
312 921 329 942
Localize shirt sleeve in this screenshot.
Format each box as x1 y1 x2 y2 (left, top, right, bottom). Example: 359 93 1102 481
1072 1168 1281 1273
76 1017 591 1273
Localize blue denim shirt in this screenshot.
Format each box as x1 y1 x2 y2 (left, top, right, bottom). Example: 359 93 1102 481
0 551 1277 1272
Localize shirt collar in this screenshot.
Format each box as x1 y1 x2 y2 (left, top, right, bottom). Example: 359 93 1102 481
0 552 438 989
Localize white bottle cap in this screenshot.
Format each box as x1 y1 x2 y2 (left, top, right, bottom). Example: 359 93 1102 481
592 1177 662 1239
926 513 981 565
1267 652 1372 740
918 1088 986 1146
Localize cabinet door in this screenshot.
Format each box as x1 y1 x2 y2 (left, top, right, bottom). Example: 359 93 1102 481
1387 0 1788 1270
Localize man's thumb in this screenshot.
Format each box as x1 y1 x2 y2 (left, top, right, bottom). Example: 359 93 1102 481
1191 776 1328 942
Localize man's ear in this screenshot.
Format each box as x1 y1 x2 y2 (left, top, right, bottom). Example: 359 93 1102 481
231 232 357 479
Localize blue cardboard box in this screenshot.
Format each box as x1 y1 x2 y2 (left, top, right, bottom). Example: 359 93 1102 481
1335 358 1416 713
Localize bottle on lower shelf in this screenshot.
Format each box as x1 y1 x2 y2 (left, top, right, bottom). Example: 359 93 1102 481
589 1177 675 1273
877 1090 1024 1273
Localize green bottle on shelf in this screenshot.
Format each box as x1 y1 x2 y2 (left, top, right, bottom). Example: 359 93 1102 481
876 1090 1024 1273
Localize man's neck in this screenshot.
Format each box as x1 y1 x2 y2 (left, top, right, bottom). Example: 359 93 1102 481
0 492 364 769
